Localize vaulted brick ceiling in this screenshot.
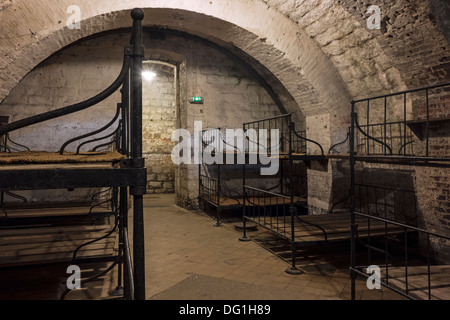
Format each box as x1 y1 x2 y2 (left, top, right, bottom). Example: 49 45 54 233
0 0 448 123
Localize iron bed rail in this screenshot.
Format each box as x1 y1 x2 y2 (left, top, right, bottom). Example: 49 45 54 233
352 81 450 159
351 211 450 300
350 81 450 300
239 113 317 275
243 114 313 155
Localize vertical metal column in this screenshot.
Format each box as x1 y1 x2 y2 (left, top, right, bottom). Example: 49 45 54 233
384 97 387 155
286 118 302 275
214 164 222 227
122 75 130 157
116 185 127 298
121 79 131 299
111 81 131 298
425 89 430 157
403 93 407 156
198 159 202 212
240 123 251 242
350 102 357 300
130 8 146 300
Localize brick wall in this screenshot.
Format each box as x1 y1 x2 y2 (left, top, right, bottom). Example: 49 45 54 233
331 161 450 264
0 30 282 204
415 167 450 264
0 31 124 203
142 62 177 194
143 33 284 208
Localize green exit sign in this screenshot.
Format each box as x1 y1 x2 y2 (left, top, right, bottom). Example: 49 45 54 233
189 96 204 104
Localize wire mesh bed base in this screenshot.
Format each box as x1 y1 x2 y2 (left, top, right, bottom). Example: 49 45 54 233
244 212 408 247
0 151 125 166
200 195 307 208
0 218 117 268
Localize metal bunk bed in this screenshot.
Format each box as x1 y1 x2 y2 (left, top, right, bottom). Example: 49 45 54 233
0 8 147 300
198 128 243 227
198 119 309 229
349 81 450 300
238 113 324 275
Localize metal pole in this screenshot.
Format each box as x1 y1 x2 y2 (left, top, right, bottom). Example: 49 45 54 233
384 97 387 155
286 117 302 275
425 89 430 157
215 164 222 227
240 123 250 242
122 74 130 157
198 163 202 211
130 8 146 300
121 186 131 299
350 102 357 300
403 93 407 156
111 85 129 298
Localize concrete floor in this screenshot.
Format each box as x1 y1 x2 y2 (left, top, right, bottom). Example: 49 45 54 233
131 194 404 300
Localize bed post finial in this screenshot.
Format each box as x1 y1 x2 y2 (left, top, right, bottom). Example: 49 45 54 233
131 8 144 20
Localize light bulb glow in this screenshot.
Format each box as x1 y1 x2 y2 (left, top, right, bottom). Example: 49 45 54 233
142 71 156 81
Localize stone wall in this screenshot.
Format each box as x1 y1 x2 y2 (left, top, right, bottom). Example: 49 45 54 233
0 32 124 202
415 166 450 263
141 33 285 208
0 30 284 203
331 161 450 264
142 62 177 194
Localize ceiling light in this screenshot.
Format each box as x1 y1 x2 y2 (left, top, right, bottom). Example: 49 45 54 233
142 71 156 81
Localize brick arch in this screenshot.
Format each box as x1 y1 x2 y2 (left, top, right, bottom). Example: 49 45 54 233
0 0 355 146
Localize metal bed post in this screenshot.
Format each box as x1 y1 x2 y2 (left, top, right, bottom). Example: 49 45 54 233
120 185 130 299
346 83 450 300
286 115 302 275
425 89 430 157
121 76 133 299
199 129 204 212
403 93 407 156
240 123 251 242
111 80 131 298
0 8 147 301
214 163 222 227
198 163 202 211
122 75 130 158
350 101 357 300
109 184 124 298
129 8 146 300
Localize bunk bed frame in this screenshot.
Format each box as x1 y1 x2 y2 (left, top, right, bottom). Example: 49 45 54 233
349 81 450 300
198 128 242 227
198 116 310 227
0 8 147 300
237 113 324 274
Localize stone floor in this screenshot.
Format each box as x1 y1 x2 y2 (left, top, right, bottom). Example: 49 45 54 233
130 194 405 300
5 193 449 300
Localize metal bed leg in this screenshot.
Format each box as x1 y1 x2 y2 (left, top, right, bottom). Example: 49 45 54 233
214 206 223 227
110 187 127 297
285 206 303 275
285 242 303 275
239 190 251 242
239 217 252 242
130 8 146 301
214 164 222 227
350 103 357 300
133 194 146 300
